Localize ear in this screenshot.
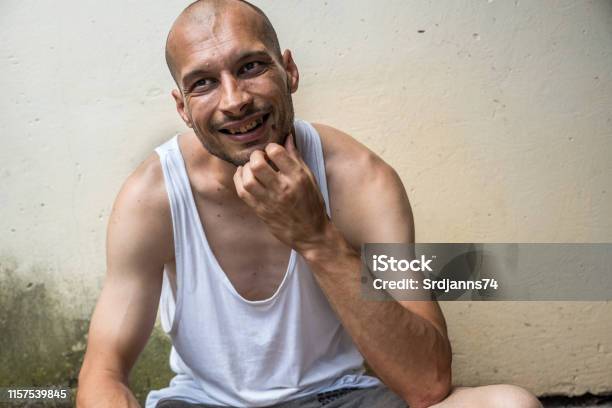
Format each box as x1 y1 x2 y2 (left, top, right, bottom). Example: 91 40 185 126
282 50 299 94
171 89 193 128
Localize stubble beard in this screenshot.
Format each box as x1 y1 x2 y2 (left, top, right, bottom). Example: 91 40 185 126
195 95 295 167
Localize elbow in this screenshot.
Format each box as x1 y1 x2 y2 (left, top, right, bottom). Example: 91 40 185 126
403 371 452 408
400 352 452 408
399 372 451 408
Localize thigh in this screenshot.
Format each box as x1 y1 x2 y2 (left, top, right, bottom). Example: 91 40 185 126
157 386 408 408
156 399 225 408
431 385 542 408
312 386 407 408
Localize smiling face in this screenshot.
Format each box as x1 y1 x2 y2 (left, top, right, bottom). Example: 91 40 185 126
167 2 299 166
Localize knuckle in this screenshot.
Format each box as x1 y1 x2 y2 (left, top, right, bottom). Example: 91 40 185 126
279 179 291 192
250 149 264 161
250 159 266 173
265 143 283 157
278 191 290 203
243 178 257 191
277 184 290 200
295 169 308 184
242 165 253 178
236 187 247 199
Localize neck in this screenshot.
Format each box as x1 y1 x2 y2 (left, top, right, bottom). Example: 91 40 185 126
210 155 240 190
183 131 240 196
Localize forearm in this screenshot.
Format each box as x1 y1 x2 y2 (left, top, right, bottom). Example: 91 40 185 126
77 369 140 408
299 223 452 407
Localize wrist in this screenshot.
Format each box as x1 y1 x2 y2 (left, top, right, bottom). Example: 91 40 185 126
297 221 356 264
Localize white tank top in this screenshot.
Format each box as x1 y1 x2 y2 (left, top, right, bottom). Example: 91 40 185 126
146 120 378 408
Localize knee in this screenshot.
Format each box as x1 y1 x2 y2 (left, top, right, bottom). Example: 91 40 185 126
489 384 542 408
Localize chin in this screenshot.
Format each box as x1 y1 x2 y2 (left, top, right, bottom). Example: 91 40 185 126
241 130 286 155
201 124 291 166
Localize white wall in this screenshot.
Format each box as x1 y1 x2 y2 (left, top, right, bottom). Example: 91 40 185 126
1 0 611 395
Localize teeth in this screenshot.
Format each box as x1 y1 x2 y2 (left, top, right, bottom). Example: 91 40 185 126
227 117 263 135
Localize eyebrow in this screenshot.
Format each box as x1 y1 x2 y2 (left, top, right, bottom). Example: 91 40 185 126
181 50 273 88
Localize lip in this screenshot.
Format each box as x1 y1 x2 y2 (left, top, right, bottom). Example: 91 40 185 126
219 111 268 133
220 113 270 144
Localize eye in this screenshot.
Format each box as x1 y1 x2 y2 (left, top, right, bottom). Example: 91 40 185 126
191 78 216 92
239 61 266 76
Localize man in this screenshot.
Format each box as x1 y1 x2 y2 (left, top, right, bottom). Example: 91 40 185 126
77 1 542 407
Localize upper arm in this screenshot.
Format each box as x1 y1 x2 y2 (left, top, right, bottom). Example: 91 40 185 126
81 155 173 381
314 123 448 337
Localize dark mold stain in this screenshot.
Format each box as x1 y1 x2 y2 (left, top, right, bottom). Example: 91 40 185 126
0 257 173 406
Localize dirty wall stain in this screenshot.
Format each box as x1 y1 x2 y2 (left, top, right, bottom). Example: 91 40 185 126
0 257 173 406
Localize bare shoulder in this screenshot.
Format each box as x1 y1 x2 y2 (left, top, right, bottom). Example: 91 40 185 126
312 123 385 172
311 122 405 190
115 152 168 213
312 123 400 190
112 152 169 223
311 123 414 246
108 150 174 268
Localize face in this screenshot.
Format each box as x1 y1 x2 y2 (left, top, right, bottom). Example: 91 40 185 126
170 9 299 166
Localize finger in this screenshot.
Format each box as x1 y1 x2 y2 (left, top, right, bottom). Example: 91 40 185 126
233 166 257 205
249 150 280 187
265 142 299 174
284 133 299 159
240 163 266 197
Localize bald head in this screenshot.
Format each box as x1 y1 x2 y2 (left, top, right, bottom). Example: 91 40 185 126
165 0 282 84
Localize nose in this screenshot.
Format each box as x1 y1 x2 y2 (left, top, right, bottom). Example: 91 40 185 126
219 73 253 117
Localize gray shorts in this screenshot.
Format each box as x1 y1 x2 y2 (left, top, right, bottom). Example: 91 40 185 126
156 386 407 408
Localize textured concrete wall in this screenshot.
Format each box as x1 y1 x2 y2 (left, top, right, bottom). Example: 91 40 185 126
1 0 611 400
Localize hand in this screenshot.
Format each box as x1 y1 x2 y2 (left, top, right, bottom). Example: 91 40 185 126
233 134 330 252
